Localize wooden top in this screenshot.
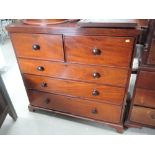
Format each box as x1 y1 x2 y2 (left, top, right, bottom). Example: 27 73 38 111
77 19 138 28
7 21 142 37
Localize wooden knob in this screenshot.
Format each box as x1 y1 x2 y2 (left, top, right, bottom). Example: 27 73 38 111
45 98 50 104
150 114 155 119
91 108 98 114
37 66 44 71
92 90 100 96
41 82 47 87
92 48 101 55
92 72 100 78
32 44 40 50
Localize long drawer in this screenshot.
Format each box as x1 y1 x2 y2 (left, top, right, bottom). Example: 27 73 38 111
130 106 155 127
24 74 125 105
137 70 155 90
28 90 122 123
19 58 129 87
11 33 64 61
134 88 155 109
65 36 135 67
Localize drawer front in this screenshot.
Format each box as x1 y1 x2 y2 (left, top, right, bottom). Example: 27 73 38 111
134 88 155 108
137 71 155 90
65 36 135 67
28 90 122 123
19 58 129 87
130 106 155 127
11 33 64 61
148 39 155 65
24 74 125 105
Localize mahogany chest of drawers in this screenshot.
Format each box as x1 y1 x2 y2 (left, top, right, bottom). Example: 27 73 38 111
127 20 155 129
7 21 140 133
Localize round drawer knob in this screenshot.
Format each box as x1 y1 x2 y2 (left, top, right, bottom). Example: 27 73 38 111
92 48 101 55
150 114 155 119
32 44 40 50
92 72 101 78
91 108 98 114
41 82 47 87
37 66 44 71
45 98 50 104
92 90 100 96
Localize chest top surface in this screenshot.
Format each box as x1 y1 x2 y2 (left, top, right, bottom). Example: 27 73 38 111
7 21 141 37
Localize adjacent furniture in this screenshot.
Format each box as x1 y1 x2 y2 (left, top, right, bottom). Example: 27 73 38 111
7 20 141 132
126 20 155 129
0 74 17 128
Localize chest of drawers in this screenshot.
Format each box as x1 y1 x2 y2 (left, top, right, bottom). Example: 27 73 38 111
126 20 155 129
7 21 140 133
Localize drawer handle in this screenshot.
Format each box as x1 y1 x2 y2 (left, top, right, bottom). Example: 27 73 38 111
92 90 100 96
91 108 98 114
45 98 50 104
37 66 44 71
40 82 48 87
92 48 101 55
92 72 101 78
32 44 40 50
150 114 155 119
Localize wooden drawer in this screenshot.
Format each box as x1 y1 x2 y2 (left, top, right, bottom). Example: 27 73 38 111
65 36 135 67
19 58 129 87
148 39 155 65
24 74 125 105
28 90 122 123
130 106 155 127
11 33 64 61
134 88 155 108
137 71 155 90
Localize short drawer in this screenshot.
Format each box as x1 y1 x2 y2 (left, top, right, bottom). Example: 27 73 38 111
24 74 125 105
19 58 129 87
28 90 122 123
134 88 155 108
130 106 155 127
65 36 135 67
137 70 155 90
11 33 64 61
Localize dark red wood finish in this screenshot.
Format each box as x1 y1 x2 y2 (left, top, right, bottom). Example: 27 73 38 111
7 20 141 133
65 36 135 67
130 106 155 126
134 88 155 108
11 33 64 62
127 20 155 129
28 90 122 123
24 74 125 105
18 58 129 87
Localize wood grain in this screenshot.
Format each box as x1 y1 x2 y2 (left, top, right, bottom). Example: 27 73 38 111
134 88 155 108
137 70 155 90
24 74 125 105
127 20 155 129
148 39 155 64
130 106 155 126
18 58 129 87
11 33 64 61
6 21 141 36
65 36 135 67
7 20 141 132
28 90 122 123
